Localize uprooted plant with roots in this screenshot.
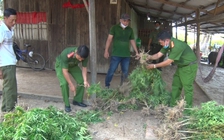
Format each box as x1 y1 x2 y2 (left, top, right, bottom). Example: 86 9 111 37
87 48 171 112
153 100 224 140
138 49 151 65
86 48 224 140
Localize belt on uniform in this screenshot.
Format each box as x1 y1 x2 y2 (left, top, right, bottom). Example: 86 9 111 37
178 61 197 68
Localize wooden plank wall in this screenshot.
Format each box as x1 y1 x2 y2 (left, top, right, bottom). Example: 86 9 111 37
4 0 136 73
4 0 49 68
47 0 67 68
95 0 117 73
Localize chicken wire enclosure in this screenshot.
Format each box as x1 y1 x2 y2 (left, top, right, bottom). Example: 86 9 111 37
14 23 48 40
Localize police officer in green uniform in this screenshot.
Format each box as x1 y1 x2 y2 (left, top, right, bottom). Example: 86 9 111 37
146 30 198 108
55 45 90 112
147 21 164 65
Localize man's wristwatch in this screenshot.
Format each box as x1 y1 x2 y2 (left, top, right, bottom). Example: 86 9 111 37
153 64 156 69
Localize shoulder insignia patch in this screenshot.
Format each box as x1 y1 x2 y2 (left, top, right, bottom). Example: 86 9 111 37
171 41 174 48
67 52 75 58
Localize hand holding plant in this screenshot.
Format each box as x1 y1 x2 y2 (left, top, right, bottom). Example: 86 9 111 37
134 53 140 60
146 55 152 61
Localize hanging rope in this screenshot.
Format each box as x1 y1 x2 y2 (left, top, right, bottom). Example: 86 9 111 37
199 45 224 82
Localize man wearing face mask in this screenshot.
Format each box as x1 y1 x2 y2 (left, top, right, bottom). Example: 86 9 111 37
147 21 164 68
104 13 139 88
146 30 198 108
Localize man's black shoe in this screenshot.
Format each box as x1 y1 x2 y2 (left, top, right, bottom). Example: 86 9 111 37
72 101 87 107
65 106 71 112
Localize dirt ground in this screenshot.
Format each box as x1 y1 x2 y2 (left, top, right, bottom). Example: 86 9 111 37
0 64 211 140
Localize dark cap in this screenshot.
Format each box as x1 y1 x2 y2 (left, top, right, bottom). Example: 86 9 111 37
157 30 172 40
155 21 161 25
120 13 130 20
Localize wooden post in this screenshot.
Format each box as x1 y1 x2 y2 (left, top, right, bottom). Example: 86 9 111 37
194 27 196 49
209 35 212 50
196 9 201 63
116 0 121 22
88 0 97 100
185 16 187 43
175 22 178 39
83 0 89 13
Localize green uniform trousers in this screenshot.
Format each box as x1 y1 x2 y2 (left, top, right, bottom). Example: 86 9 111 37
1 65 17 112
55 61 84 107
170 63 198 108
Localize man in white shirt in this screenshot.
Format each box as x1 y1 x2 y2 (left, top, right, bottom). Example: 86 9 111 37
0 8 17 112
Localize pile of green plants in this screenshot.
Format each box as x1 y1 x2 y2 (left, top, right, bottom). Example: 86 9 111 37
187 101 224 140
87 83 134 111
129 65 171 108
0 59 171 140
154 100 224 140
0 106 103 140
87 65 171 112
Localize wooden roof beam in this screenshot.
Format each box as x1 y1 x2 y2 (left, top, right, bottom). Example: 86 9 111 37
201 26 223 30
209 18 224 23
184 2 217 22
166 0 224 23
190 22 223 28
210 4 224 15
176 12 224 26
128 5 145 16
152 0 208 13
201 29 224 32
189 1 224 17
201 22 221 26
213 0 221 15
202 25 224 29
157 2 165 17
127 1 185 17
210 21 224 25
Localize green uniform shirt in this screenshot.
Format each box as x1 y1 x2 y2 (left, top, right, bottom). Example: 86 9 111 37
110 24 134 57
149 29 162 44
160 37 197 67
56 47 88 69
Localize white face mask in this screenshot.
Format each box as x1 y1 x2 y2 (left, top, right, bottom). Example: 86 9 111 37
120 23 127 28
163 40 169 49
155 26 160 30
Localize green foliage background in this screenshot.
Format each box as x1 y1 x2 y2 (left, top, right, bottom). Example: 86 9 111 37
0 0 3 19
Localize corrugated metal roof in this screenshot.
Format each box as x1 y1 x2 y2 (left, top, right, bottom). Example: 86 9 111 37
127 0 224 34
